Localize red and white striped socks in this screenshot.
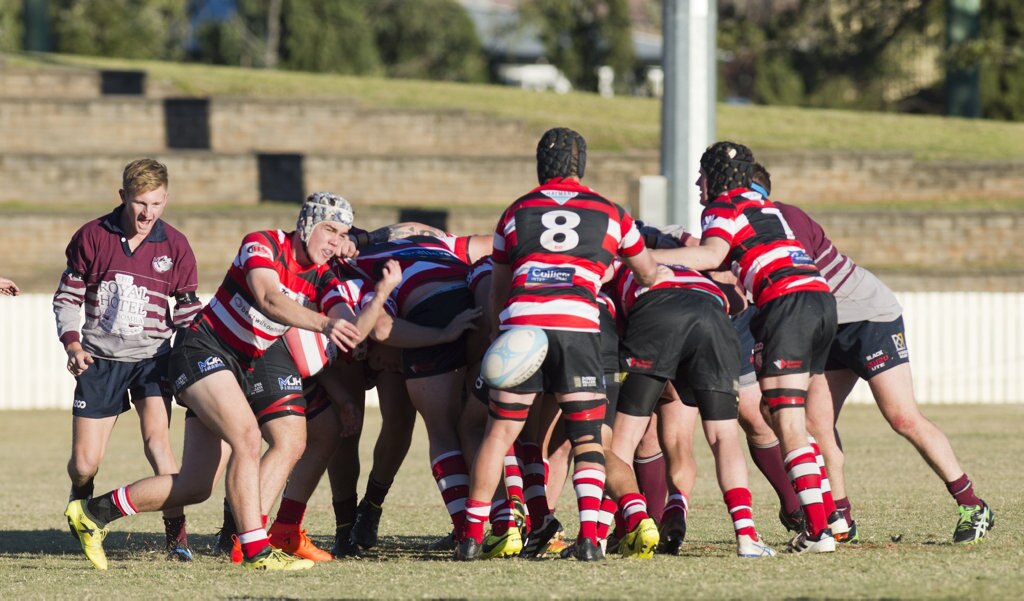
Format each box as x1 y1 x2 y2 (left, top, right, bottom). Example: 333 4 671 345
784 445 828 535
430 450 470 534
723 487 758 539
572 467 606 544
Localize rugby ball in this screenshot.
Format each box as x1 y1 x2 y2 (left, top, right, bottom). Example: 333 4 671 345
481 326 549 389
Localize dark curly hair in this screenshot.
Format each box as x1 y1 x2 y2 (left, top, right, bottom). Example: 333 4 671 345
536 127 587 183
700 141 755 198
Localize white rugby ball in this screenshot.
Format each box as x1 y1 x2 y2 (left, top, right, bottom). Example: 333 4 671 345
481 326 549 389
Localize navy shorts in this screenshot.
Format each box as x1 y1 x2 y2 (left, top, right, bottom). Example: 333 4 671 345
72 354 171 419
825 316 911 380
731 306 758 388
402 287 473 379
750 291 837 377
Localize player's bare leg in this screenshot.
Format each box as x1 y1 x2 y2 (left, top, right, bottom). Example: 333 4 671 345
67 415 117 500
741 380 804 530
134 394 191 558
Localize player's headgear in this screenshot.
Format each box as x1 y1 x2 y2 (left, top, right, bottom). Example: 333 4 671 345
536 127 587 183
297 192 354 243
700 141 755 197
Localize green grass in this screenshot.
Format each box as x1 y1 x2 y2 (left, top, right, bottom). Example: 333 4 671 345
1 404 1021 599
8 52 1024 161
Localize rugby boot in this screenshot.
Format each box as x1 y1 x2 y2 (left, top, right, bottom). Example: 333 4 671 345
835 520 860 543
331 525 363 558
779 508 805 533
784 528 836 554
215 526 236 556
351 499 383 549
620 517 659 559
512 498 530 537
64 500 109 570
544 524 570 556
166 542 195 562
520 515 562 558
571 536 605 562
230 535 244 564
427 530 457 551
827 511 851 541
953 501 995 544
268 521 333 562
481 527 523 559
736 533 776 558
242 546 315 571
657 510 687 555
454 537 482 561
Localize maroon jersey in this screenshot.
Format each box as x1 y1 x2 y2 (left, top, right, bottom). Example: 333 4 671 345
493 178 645 332
201 230 346 359
700 188 829 307
344 234 470 313
609 260 727 317
53 206 200 361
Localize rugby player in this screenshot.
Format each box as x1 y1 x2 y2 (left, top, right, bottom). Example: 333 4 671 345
53 159 200 561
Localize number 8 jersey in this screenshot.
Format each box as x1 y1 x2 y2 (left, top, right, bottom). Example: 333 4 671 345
492 178 646 333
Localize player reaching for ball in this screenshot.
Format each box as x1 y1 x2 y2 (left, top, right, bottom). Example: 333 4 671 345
455 127 666 561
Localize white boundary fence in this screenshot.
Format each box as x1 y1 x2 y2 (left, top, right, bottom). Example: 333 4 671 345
1 292 1021 410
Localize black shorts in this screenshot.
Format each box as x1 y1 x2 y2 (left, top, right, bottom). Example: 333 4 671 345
750 291 837 377
731 306 758 388
620 288 741 396
168 320 248 398
72 354 171 419
503 329 605 395
402 287 473 379
678 388 740 422
244 339 307 425
825 315 910 380
304 379 332 421
599 302 621 424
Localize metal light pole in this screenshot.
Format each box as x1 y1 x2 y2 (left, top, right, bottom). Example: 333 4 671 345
660 0 716 231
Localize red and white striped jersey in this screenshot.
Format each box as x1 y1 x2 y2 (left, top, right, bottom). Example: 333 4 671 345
467 256 493 294
493 178 645 332
700 188 829 307
344 234 470 313
609 260 727 317
199 230 346 359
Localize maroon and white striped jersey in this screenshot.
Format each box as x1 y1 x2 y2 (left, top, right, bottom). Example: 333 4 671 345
344 234 471 313
493 178 645 332
700 188 829 307
609 260 727 317
467 256 493 294
775 202 901 323
52 206 200 361
200 230 346 359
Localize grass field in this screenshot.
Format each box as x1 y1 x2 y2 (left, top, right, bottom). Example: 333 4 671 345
8 52 1024 161
1 404 1021 599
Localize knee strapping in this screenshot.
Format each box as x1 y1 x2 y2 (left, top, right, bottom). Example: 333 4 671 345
561 398 606 449
761 388 807 414
489 399 531 421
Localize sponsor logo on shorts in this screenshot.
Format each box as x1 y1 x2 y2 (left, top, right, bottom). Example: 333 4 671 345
174 374 188 391
540 190 578 204
278 375 303 391
891 332 909 359
525 266 574 287
772 358 803 370
198 356 225 373
152 255 174 273
252 382 264 394
73 399 86 410
866 354 890 372
625 357 654 370
574 375 598 388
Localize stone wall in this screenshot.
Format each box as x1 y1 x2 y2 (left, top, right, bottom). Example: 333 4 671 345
2 207 1021 293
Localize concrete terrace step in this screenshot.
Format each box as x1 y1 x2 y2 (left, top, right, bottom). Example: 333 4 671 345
0 96 538 156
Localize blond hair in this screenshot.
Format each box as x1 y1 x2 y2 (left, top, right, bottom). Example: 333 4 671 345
122 158 168 196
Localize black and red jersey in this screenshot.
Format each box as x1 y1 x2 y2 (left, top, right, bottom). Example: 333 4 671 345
700 188 829 307
493 178 645 332
609 260 727 317
201 230 346 359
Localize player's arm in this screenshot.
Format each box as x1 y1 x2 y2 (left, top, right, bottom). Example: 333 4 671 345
465 234 494 264
0 276 19 296
170 242 202 329
330 259 403 343
488 262 513 339
621 247 666 288
650 236 731 272
246 267 362 351
53 236 93 375
370 307 482 348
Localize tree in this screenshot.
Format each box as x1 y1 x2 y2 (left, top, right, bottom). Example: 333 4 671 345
50 0 188 60
521 0 635 93
977 0 1024 120
369 0 486 82
0 0 22 52
279 0 380 75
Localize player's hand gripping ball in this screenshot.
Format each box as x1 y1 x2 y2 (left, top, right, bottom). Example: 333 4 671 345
481 326 549 389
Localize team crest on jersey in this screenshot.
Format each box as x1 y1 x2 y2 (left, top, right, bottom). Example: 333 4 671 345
525 266 574 287
152 255 173 273
540 190 578 205
242 243 273 262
